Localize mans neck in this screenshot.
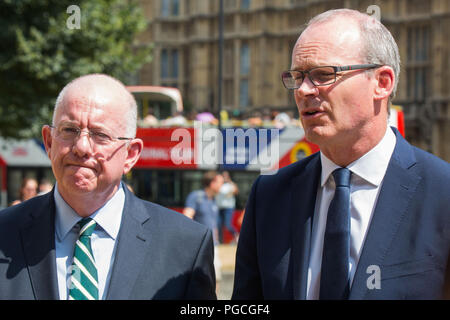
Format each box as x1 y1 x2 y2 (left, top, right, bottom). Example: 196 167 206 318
57 183 120 217
320 125 388 168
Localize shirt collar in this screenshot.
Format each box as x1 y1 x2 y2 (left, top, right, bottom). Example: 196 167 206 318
320 152 341 187
320 126 397 187
54 182 125 242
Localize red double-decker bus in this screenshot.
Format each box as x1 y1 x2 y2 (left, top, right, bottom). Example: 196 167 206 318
124 86 405 243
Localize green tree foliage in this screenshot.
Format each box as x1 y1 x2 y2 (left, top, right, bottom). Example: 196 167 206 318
0 0 152 138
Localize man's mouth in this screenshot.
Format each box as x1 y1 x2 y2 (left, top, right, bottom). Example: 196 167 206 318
301 108 323 117
67 163 97 172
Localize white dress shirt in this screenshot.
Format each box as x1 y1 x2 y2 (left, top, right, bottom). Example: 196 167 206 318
54 183 125 300
306 127 397 300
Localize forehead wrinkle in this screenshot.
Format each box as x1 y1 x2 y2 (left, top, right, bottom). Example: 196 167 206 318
291 24 364 70
66 91 97 116
291 41 338 70
53 74 135 137
83 83 129 134
58 86 111 130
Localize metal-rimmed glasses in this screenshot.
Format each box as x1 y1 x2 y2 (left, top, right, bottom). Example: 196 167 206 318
48 124 132 146
281 64 383 89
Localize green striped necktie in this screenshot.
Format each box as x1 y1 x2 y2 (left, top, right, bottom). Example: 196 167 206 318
69 218 99 300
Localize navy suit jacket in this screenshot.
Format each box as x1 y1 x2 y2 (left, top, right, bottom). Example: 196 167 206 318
0 186 216 300
232 128 450 299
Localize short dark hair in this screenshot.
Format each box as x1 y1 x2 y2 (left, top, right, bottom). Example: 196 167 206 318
202 170 219 188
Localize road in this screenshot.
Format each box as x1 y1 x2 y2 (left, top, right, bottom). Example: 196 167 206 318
216 244 236 300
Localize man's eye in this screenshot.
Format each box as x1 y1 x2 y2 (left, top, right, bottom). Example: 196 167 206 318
312 72 334 81
91 131 111 141
316 72 334 77
61 127 79 134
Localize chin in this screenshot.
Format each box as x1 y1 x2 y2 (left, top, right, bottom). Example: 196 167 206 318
63 177 97 195
304 126 329 144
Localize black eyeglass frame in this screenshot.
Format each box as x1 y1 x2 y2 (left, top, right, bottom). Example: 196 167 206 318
281 64 383 89
48 125 133 143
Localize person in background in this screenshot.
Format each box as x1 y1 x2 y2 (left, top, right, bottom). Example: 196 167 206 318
37 178 54 195
0 74 216 300
183 171 224 284
215 171 239 243
161 110 187 127
10 177 38 206
142 107 158 127
273 112 291 128
232 8 450 300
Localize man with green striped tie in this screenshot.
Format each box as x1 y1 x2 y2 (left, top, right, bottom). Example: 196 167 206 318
0 74 216 300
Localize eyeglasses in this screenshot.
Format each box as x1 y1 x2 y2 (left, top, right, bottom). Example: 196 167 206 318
281 64 382 89
49 124 132 145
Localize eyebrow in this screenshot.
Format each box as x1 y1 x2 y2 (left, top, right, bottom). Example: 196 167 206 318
58 121 111 132
57 120 78 126
289 63 343 71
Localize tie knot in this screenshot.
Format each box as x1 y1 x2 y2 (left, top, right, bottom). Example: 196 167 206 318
332 168 351 188
77 218 96 237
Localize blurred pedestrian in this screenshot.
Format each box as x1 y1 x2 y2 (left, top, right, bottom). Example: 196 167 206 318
37 178 54 195
273 112 291 128
196 111 217 124
142 107 158 127
183 171 224 282
161 110 187 126
10 177 38 206
215 171 239 243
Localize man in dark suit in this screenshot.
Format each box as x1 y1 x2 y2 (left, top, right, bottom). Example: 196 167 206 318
0 74 216 300
232 9 450 299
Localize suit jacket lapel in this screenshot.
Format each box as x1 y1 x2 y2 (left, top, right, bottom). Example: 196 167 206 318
291 154 321 299
106 188 153 299
349 128 421 299
20 192 59 300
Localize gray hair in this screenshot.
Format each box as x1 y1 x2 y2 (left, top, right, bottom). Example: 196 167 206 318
53 74 137 138
307 9 400 101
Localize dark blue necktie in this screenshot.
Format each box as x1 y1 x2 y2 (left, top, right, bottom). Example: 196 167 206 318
320 168 352 300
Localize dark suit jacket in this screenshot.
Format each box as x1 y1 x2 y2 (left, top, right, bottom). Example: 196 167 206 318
232 127 450 299
0 185 216 300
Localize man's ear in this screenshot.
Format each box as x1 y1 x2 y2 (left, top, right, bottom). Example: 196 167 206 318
42 125 53 158
373 66 395 101
123 138 143 175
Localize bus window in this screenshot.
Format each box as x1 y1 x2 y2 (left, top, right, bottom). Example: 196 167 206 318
127 86 183 122
129 167 259 211
156 170 179 207
229 171 259 209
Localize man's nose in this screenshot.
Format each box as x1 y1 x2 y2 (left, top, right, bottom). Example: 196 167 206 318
72 130 93 156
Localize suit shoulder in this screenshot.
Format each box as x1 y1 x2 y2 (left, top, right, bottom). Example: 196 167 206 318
0 195 45 226
258 152 320 184
133 197 210 234
0 204 21 227
0 194 51 242
393 130 450 178
412 146 450 179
